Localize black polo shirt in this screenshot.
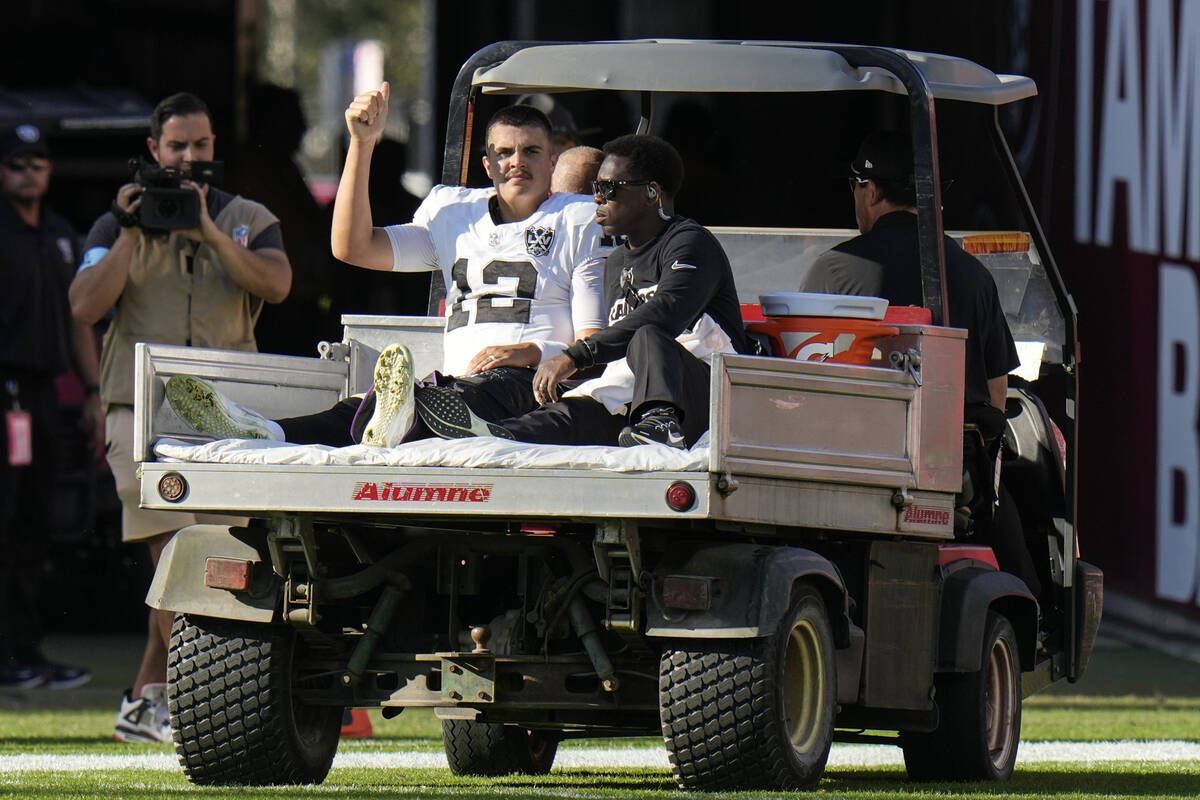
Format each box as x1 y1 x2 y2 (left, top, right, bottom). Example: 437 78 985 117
0 199 80 376
814 211 1019 407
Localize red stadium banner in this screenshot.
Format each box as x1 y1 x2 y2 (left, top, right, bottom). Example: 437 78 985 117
1039 0 1200 619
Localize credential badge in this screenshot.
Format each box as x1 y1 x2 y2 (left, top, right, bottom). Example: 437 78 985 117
524 225 554 256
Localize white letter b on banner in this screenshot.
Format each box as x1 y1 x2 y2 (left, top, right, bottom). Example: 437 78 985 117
1157 263 1200 603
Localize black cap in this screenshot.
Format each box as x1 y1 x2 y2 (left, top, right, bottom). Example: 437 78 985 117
849 131 912 183
0 123 50 160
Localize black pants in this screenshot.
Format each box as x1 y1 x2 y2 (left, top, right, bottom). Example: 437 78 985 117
0 372 58 663
277 367 542 446
501 326 712 447
962 402 1042 598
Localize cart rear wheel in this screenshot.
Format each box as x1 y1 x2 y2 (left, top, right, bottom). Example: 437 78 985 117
168 614 342 785
659 584 836 790
901 611 1022 781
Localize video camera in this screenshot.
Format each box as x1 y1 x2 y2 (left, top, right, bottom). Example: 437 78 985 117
128 158 224 231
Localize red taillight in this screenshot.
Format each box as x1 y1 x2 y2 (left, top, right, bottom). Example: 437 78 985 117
662 576 712 610
204 557 252 591
158 472 187 502
665 481 696 512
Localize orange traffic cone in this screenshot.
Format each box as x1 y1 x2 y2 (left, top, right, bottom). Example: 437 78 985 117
341 708 374 738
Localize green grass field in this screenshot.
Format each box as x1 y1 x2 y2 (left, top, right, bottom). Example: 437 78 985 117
0 635 1197 799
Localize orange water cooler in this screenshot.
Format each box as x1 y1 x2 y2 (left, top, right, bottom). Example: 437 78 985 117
746 292 930 365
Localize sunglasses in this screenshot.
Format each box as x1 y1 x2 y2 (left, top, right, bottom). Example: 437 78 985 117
592 178 651 201
848 176 869 190
4 155 48 172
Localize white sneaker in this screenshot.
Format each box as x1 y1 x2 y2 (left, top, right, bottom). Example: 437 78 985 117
113 683 172 743
166 375 282 440
361 343 415 447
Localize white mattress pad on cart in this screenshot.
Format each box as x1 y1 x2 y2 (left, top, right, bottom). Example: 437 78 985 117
153 432 711 472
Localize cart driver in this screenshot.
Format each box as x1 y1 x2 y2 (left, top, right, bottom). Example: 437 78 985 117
801 131 1039 597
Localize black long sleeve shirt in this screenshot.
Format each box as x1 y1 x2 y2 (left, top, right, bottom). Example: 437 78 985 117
565 215 748 368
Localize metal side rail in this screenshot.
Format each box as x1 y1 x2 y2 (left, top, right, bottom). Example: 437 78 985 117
139 462 713 520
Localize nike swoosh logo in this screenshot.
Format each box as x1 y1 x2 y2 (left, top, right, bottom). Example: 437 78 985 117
670 261 697 270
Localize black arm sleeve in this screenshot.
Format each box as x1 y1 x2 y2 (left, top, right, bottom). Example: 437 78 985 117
249 222 284 252
565 228 726 367
81 212 121 253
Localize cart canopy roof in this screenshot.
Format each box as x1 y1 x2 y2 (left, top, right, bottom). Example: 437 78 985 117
472 40 1037 105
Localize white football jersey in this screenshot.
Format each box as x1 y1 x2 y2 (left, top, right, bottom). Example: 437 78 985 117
384 187 608 376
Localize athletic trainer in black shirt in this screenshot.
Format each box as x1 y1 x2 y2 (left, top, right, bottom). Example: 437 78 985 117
802 132 1019 409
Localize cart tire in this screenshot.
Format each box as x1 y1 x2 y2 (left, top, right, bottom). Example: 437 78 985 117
167 614 342 785
441 719 559 776
659 584 836 790
901 611 1022 781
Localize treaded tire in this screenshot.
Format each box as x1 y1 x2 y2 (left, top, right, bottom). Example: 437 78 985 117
167 614 342 785
901 611 1022 782
441 719 559 776
659 585 836 790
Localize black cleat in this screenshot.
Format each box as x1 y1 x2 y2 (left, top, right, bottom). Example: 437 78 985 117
618 406 687 449
414 385 515 440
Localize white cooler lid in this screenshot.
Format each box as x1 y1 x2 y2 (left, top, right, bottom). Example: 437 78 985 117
758 292 888 319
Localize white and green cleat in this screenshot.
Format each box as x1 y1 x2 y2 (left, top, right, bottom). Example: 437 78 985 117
165 374 280 440
361 342 416 447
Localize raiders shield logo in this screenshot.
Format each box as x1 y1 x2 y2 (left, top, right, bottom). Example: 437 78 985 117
524 225 554 256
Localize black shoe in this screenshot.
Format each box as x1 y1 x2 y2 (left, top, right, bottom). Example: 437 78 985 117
35 660 93 690
414 385 515 440
618 406 687 449
0 663 46 690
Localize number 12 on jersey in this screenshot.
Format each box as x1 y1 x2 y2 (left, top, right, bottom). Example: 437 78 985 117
446 259 538 331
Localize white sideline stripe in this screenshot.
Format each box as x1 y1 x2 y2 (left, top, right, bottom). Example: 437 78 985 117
0 741 1198 773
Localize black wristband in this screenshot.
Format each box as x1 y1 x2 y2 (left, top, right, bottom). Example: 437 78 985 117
84 385 100 396
111 200 138 228
566 338 597 370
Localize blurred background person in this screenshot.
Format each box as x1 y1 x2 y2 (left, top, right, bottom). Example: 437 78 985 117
517 93 584 156
0 123 99 690
336 135 428 317
238 83 341 354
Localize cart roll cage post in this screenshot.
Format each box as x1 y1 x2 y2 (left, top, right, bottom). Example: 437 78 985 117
824 45 949 327
988 104 1084 679
986 107 1081 493
441 40 554 187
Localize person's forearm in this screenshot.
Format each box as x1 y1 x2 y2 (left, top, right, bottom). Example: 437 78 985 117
331 137 383 266
206 233 292 303
988 375 1008 410
567 283 703 367
69 229 137 324
68 321 100 387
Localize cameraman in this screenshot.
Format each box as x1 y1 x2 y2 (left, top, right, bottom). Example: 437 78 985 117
68 92 291 743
